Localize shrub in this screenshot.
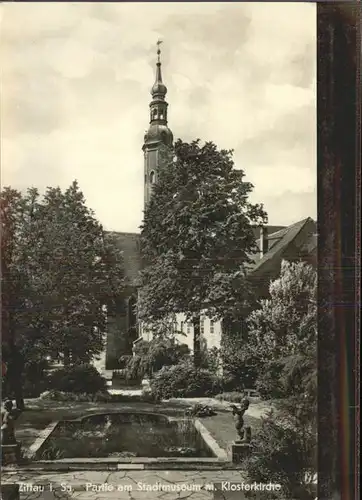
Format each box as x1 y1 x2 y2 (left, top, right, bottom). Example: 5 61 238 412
244 398 317 500
255 359 286 400
141 389 160 404
200 344 222 375
40 389 159 404
22 379 46 398
220 373 243 392
3 358 51 399
120 338 190 382
215 391 244 403
150 360 221 399
118 356 144 383
40 390 108 402
49 364 107 394
220 335 260 391
185 403 217 418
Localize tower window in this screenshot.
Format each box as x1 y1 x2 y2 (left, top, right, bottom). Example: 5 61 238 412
159 112 164 119
149 171 155 184
152 109 157 119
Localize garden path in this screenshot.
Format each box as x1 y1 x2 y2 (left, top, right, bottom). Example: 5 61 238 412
1 470 256 500
107 390 272 418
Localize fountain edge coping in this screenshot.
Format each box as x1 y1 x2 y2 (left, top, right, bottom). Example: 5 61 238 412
25 422 58 459
194 419 228 461
22 412 231 467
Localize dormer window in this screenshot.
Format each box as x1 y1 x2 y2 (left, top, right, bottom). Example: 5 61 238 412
150 171 155 184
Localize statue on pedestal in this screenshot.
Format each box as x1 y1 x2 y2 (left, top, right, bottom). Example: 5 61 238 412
1 400 17 445
1 399 22 465
1 400 21 465
230 398 251 443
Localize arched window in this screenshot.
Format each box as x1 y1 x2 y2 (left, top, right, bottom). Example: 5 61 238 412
152 109 157 119
150 171 155 184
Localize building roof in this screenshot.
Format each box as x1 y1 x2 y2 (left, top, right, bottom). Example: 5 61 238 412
108 219 316 290
251 217 316 277
249 225 287 264
252 225 286 239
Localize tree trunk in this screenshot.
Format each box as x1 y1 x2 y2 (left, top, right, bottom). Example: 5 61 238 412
193 316 201 367
2 371 10 399
14 377 25 411
63 348 70 367
5 344 25 411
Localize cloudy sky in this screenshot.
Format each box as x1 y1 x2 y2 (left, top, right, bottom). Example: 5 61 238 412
1 2 316 232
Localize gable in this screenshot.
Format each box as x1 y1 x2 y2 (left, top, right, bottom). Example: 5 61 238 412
251 218 317 278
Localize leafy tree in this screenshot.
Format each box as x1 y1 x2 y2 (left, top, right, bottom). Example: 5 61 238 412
243 260 317 499
24 182 125 364
220 332 260 390
246 260 317 400
1 182 125 403
139 140 267 366
1 187 37 408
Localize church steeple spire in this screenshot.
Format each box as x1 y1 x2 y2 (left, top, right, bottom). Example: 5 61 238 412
148 41 169 126
144 40 173 135
151 41 167 100
143 41 173 208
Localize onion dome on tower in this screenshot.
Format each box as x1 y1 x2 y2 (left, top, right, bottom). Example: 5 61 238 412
143 41 173 148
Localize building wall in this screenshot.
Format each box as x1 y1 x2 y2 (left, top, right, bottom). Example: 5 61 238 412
141 313 223 352
105 312 129 369
103 232 142 369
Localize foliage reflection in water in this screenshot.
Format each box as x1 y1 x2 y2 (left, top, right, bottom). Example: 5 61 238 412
37 413 215 460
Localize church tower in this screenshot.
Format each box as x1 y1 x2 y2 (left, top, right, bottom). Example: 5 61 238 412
143 42 173 208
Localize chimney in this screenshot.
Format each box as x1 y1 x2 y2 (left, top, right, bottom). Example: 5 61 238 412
260 226 269 257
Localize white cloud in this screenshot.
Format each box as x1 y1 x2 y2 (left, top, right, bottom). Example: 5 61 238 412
0 2 316 231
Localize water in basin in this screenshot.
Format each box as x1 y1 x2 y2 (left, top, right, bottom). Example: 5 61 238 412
37 412 215 460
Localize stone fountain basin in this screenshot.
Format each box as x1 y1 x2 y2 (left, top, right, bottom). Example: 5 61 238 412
26 411 228 469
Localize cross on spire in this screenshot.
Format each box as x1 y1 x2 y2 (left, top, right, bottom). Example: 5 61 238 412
157 39 163 63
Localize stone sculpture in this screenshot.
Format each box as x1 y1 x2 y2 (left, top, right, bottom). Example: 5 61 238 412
1 399 21 465
1 400 17 445
230 398 251 443
230 398 252 463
